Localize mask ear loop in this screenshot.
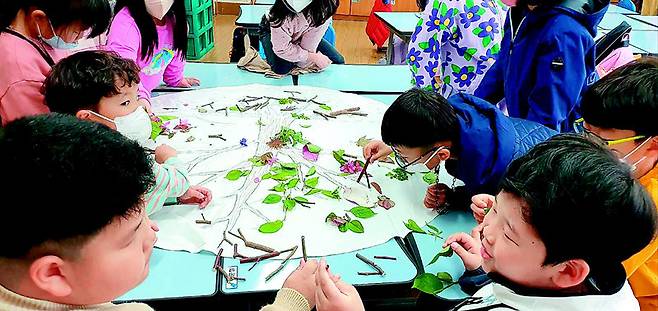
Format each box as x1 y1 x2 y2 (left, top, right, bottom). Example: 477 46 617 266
85 110 115 124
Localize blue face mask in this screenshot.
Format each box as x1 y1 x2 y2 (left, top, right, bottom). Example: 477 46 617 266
36 20 79 50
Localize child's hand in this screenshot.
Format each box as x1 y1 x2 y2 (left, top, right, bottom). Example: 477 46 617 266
363 140 393 162
444 224 484 271
424 183 448 209
471 194 494 224
307 52 332 69
176 77 201 88
315 259 365 311
155 144 178 164
178 185 212 208
282 259 320 308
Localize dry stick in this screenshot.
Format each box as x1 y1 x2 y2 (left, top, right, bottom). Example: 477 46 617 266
356 156 373 188
328 107 360 117
233 244 246 259
313 110 329 120
357 271 382 276
217 265 234 282
265 245 299 282
248 257 261 272
356 253 385 275
213 248 224 271
240 247 296 264
196 213 212 224
220 232 234 247
200 101 215 109
374 256 397 261
228 229 277 253
301 236 308 262
208 134 226 141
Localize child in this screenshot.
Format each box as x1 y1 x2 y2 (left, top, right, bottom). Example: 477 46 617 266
259 0 345 75
106 0 199 110
363 88 555 210
0 0 111 125
577 57 658 310
319 134 657 310
409 0 506 96
0 114 319 311
43 50 212 216
474 0 607 132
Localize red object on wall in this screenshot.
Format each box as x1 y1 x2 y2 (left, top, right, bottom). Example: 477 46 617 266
365 0 393 48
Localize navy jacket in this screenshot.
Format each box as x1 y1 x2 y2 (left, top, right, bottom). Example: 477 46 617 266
474 0 607 132
446 94 557 195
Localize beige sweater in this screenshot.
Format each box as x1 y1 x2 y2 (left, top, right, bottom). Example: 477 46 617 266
0 285 309 311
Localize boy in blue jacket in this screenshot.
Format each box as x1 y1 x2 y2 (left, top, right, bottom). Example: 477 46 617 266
364 88 556 210
474 0 607 132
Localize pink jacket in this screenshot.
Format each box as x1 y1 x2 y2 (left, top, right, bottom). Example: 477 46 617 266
269 13 331 64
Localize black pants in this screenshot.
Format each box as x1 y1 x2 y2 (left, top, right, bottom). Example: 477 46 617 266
259 17 345 75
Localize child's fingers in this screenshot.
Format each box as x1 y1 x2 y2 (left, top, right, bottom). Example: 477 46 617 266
450 242 473 261
187 77 201 86
470 203 485 216
444 232 475 249
316 260 342 300
334 279 358 296
471 224 484 241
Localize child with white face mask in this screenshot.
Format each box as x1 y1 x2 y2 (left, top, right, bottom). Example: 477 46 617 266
259 0 345 75
0 0 112 125
43 50 213 216
106 0 200 112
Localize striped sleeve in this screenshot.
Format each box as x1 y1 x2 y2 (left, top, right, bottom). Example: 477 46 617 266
143 157 191 215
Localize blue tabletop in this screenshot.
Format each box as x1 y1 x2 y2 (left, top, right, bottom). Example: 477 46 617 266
598 12 658 31
116 248 218 302
605 4 639 15
374 12 420 38
298 65 412 94
236 5 272 28
626 30 658 55
361 94 400 105
255 0 275 4
629 15 658 27
220 237 418 294
410 211 478 300
182 62 293 88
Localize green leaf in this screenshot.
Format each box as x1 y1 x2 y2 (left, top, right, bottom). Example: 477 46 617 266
427 224 442 236
338 224 348 232
346 220 364 233
150 121 163 140
418 41 430 50
466 0 474 7
423 172 438 185
325 212 337 222
229 106 240 112
439 2 448 15
287 178 300 189
259 220 284 233
301 124 311 128
319 104 332 111
404 219 426 234
477 7 485 15
467 66 475 73
261 173 272 180
321 189 341 200
293 196 310 203
465 48 477 61
272 183 286 193
306 189 322 196
263 194 282 204
226 169 246 181
433 0 440 9
451 64 461 73
427 251 443 266
348 206 377 219
473 28 482 35
241 170 251 176
436 272 453 283
304 177 319 189
411 64 419 74
284 199 296 211
412 273 445 295
483 36 492 47
332 149 348 165
306 143 322 153
306 166 317 177
281 162 298 169
439 246 454 257
491 44 501 55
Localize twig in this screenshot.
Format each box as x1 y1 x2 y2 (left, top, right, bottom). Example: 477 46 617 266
313 110 329 120
374 256 397 260
301 236 308 262
233 244 246 259
343 153 358 159
213 248 223 271
220 232 234 247
265 245 298 282
248 257 261 271
200 101 215 109
356 156 373 186
217 265 233 282
208 134 226 141
239 247 296 264
356 253 385 275
196 213 212 224
228 229 276 253
215 107 228 116
358 271 383 276
162 107 178 110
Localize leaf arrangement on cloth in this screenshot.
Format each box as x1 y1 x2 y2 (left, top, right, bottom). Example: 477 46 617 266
387 167 415 181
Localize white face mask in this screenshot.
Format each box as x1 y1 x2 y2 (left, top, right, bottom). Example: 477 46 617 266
89 107 152 145
145 0 175 20
405 148 442 173
620 137 652 172
36 20 79 50
283 0 313 13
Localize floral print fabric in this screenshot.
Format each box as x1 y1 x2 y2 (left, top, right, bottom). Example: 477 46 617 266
408 0 507 97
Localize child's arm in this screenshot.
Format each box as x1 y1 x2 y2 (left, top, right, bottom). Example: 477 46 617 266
163 50 186 87
525 35 591 130
260 259 318 311
143 157 191 215
270 19 326 63
407 0 455 91
0 80 50 125
473 50 504 103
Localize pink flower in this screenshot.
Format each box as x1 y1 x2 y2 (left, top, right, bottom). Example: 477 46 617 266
267 156 278 166
302 145 319 162
340 160 363 174
254 177 261 183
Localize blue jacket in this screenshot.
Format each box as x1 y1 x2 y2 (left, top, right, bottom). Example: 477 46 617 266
447 94 557 195
474 0 607 132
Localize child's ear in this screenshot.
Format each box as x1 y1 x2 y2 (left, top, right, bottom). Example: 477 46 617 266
75 110 92 121
29 256 73 298
648 137 658 151
438 148 451 161
551 259 590 289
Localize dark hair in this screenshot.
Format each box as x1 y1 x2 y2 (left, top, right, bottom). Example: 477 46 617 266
0 0 111 38
114 0 187 61
0 114 155 259
381 88 459 148
500 134 657 271
417 0 429 9
581 57 658 136
43 50 141 115
269 0 339 28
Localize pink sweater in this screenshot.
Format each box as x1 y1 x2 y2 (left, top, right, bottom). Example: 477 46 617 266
269 13 331 64
0 32 66 125
106 8 186 103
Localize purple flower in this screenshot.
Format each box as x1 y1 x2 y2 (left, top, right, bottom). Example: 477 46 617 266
340 160 363 175
240 138 248 147
425 61 440 78
267 156 278 166
425 8 443 32
414 74 425 86
459 6 482 28
441 50 453 72
302 145 319 162
411 24 422 42
426 35 442 60
452 66 476 88
440 30 451 44
475 60 487 75
451 26 463 43
407 47 423 68
479 48 496 63
437 8 456 31
254 177 261 183
477 18 500 39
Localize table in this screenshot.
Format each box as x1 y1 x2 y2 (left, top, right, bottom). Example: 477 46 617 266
605 3 640 14
184 62 293 88
629 15 658 27
598 12 658 31
596 29 658 55
406 211 478 300
236 5 272 28
362 94 400 105
375 12 420 64
297 64 412 94
254 0 275 4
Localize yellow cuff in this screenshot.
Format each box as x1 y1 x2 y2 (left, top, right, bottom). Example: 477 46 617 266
272 288 310 311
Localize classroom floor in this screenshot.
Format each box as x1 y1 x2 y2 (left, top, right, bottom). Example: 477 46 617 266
200 15 386 64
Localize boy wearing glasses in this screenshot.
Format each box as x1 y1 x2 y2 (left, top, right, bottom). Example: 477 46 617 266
577 57 658 310
363 89 556 211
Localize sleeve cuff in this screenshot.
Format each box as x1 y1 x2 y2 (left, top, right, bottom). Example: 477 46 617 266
271 288 310 311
